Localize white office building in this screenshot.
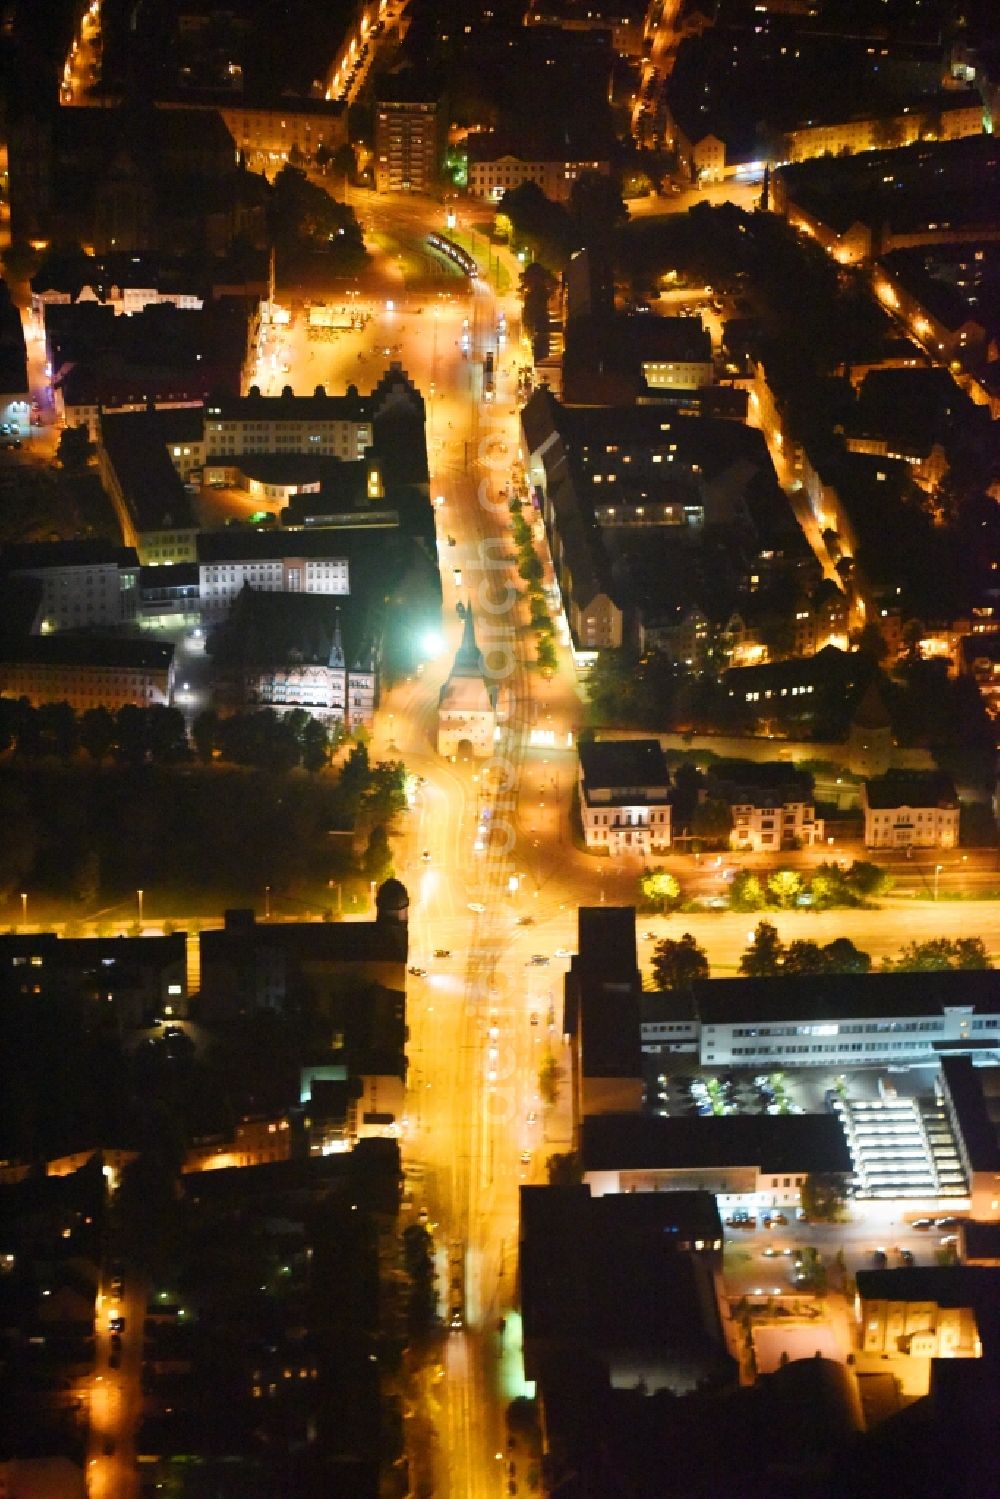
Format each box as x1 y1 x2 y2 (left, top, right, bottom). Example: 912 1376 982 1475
694 971 1000 1071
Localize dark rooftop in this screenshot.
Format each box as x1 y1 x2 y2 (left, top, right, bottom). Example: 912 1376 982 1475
939 1058 1000 1175
100 411 196 533
2 538 138 571
692 971 1000 1026
856 1264 1000 1309
582 1112 853 1176
196 527 351 564
576 906 640 984
864 771 959 810
0 636 175 671
962 1220 1000 1263
201 906 407 967
579 739 671 792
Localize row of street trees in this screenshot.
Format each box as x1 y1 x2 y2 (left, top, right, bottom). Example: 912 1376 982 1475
510 496 557 675
649 927 990 987
639 860 893 914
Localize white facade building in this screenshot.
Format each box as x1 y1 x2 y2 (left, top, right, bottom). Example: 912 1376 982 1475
578 739 672 855
198 552 350 617
467 152 610 204
862 772 960 850
695 972 1000 1071
204 393 372 461
729 794 824 852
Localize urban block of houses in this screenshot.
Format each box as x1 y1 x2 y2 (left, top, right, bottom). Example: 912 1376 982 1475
562 308 714 405
664 19 986 185
862 771 960 850
842 367 985 493
577 738 672 855
97 363 428 563
773 135 1000 266
872 244 999 376
520 387 803 661
693 971 1000 1072
46 295 257 438
198 881 409 1148
8 103 268 255
566 901 1000 1080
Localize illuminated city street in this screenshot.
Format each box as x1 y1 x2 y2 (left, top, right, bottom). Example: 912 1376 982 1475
2 0 999 1489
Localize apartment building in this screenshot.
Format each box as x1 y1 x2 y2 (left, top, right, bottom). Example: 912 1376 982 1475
862 771 960 850
2 539 139 633
374 98 439 194
0 636 175 712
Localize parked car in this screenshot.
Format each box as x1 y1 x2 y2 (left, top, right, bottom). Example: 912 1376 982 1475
872 1249 888 1269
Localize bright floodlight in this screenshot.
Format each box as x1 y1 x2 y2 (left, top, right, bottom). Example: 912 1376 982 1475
420 630 444 659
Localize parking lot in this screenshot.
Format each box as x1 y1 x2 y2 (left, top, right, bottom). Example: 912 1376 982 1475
644 1060 938 1120
645 1066 814 1121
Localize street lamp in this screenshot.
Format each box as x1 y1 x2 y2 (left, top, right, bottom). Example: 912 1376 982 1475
265 885 272 921
20 892 27 930
136 889 144 930
934 863 943 901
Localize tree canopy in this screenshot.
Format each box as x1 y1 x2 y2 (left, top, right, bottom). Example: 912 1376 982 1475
650 933 709 990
